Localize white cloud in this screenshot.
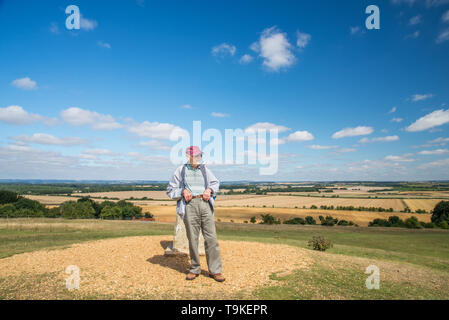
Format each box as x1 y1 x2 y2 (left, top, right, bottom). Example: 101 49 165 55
97 41 111 49
350 26 361 35
252 26 296 71
426 0 449 7
360 135 399 143
296 30 311 48
181 104 193 109
211 43 236 57
419 158 449 169
391 118 403 123
388 106 397 114
138 140 171 150
332 126 374 139
384 154 415 162
436 28 449 43
429 137 449 144
409 15 422 25
49 22 59 34
405 30 420 39
443 10 449 23
0 106 57 126
391 0 417 6
83 148 119 156
332 148 357 155
11 133 88 146
286 131 314 142
406 109 449 132
211 112 229 118
418 149 449 155
60 107 123 130
308 145 338 150
127 120 188 141
80 16 98 31
411 93 434 101
245 122 290 134
239 54 253 64
11 77 37 90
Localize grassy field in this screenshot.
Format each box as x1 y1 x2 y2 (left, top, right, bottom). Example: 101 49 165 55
1 218 448 299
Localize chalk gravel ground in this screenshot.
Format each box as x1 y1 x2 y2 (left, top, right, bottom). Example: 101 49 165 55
0 236 312 299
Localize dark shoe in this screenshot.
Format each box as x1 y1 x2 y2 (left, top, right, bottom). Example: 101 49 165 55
209 273 225 282
186 272 199 280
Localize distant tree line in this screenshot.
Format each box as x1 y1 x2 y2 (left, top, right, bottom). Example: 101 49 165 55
0 191 149 220
0 183 167 195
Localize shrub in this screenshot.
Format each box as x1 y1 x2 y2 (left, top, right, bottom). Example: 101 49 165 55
319 215 338 226
431 201 449 225
305 216 316 225
77 197 102 218
100 205 122 220
369 218 391 227
260 213 280 225
308 236 333 251
0 204 15 218
404 216 422 229
439 221 449 229
284 217 306 225
250 216 256 224
0 190 20 205
13 197 47 212
60 201 95 219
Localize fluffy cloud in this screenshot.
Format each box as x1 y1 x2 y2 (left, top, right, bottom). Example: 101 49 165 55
436 29 449 43
406 109 449 132
286 131 314 142
239 54 253 64
411 93 434 101
418 149 449 155
0 106 57 125
251 26 296 71
11 133 88 146
384 154 415 162
332 126 374 139
97 41 111 49
127 121 188 140
391 118 403 123
308 145 338 150
80 16 98 31
138 140 171 150
11 77 37 90
211 43 236 57
409 15 422 25
296 31 311 48
245 122 290 134
388 106 397 114
211 112 230 118
60 107 123 130
443 10 449 23
359 135 399 143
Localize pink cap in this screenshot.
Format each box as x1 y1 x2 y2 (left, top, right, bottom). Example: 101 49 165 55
186 146 203 156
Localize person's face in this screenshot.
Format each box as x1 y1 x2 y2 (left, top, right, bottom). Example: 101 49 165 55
187 154 202 166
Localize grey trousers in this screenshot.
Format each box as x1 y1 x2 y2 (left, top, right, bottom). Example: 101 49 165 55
183 197 223 274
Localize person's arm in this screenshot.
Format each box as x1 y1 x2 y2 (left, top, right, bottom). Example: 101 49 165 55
166 166 184 200
206 167 219 196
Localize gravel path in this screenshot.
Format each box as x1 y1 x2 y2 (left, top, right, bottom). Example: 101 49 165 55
0 236 312 299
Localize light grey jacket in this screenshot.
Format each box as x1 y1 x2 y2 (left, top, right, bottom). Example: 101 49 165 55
166 163 219 219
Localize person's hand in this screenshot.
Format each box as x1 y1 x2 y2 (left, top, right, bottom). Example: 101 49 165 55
183 189 192 202
202 188 212 201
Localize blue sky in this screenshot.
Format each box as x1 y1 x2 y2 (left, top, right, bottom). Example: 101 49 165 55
1 0 449 181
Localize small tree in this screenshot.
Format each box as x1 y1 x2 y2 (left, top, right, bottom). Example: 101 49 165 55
431 201 449 225
250 216 257 224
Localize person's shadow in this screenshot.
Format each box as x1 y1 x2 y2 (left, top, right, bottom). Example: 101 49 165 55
147 240 208 275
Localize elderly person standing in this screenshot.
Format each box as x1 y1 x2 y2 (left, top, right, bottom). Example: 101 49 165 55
166 146 225 282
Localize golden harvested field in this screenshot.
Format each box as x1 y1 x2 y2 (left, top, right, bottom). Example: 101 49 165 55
70 191 168 200
403 199 442 212
214 195 407 211
142 205 431 226
26 193 442 213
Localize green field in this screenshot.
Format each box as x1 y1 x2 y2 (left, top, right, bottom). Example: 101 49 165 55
1 218 449 299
